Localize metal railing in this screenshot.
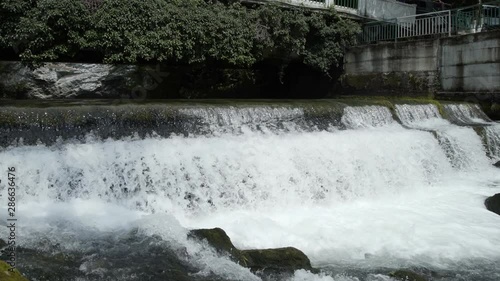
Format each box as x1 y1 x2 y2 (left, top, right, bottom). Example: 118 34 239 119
359 1 500 44
397 10 452 39
243 0 413 20
333 0 359 10
303 0 359 10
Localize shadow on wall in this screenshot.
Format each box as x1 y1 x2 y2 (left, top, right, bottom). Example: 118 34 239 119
0 61 342 100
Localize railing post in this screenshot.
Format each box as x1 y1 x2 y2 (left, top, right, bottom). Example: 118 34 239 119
395 18 399 43
448 10 452 36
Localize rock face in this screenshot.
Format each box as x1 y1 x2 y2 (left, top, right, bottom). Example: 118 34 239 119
389 270 428 281
0 61 139 99
494 161 500 168
188 228 312 273
485 193 500 216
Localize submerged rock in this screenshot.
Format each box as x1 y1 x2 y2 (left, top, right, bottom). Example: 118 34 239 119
494 161 500 168
189 227 312 273
0 260 29 281
4 230 200 281
389 270 428 281
485 193 500 216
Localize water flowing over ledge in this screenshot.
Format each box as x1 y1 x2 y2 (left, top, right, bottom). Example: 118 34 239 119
0 100 500 281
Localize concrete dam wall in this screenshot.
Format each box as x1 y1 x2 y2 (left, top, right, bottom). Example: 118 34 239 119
343 30 500 97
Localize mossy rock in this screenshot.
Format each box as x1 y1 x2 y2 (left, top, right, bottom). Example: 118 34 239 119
188 228 313 273
0 260 29 281
241 247 312 272
188 228 244 263
389 270 428 281
485 193 500 216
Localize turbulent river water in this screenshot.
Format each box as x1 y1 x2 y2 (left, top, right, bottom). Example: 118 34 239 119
0 101 499 281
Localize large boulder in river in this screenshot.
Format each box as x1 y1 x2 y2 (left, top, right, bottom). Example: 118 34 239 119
188 228 312 273
494 161 500 168
389 270 428 281
485 193 500 216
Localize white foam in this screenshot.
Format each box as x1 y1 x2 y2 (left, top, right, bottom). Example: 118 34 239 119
395 104 491 170
290 270 358 281
1 106 500 279
341 106 397 129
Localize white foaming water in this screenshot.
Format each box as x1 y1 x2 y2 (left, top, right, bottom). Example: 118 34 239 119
395 104 442 127
443 103 491 125
341 106 396 129
180 106 306 134
485 125 500 161
395 104 491 169
1 104 500 280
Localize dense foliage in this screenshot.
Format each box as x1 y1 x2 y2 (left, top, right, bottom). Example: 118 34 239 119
0 0 359 75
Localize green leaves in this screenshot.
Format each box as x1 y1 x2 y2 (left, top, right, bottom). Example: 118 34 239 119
13 0 90 67
3 0 360 75
303 8 360 75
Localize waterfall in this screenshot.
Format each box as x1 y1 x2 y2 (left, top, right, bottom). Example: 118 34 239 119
443 103 492 125
395 103 442 126
485 125 500 161
341 106 396 129
1 102 500 281
395 104 490 169
179 106 306 134
440 103 500 162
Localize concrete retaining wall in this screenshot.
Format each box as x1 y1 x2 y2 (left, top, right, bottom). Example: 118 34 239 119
440 31 500 92
343 30 500 96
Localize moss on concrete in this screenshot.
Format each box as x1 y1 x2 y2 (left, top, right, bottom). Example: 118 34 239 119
342 71 438 96
486 103 500 120
342 73 380 90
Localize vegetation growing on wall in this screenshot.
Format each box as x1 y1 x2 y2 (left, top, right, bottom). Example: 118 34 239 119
0 0 359 76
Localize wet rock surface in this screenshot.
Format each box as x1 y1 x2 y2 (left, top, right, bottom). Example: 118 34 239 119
485 193 500 216
389 269 428 281
0 231 208 281
0 61 139 99
188 227 313 274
